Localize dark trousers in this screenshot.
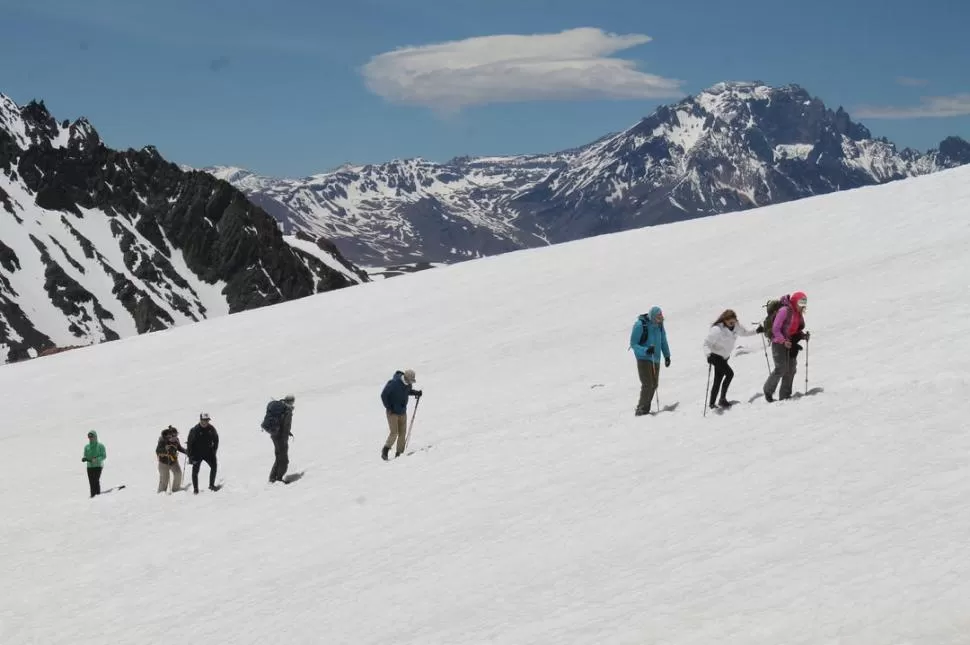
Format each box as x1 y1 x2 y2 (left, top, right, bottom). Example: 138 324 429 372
269 433 289 482
709 355 734 405
192 455 217 492
764 343 798 400
636 359 660 413
86 467 102 497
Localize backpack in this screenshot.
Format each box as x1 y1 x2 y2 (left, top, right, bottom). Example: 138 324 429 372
636 314 664 346
261 400 288 433
761 298 788 338
637 314 651 345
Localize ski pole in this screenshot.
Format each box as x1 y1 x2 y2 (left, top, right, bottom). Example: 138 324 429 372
653 362 661 411
703 363 712 417
404 397 421 450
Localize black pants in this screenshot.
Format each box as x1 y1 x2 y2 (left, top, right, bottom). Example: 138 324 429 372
709 355 734 405
86 467 102 497
269 433 289 482
192 455 217 492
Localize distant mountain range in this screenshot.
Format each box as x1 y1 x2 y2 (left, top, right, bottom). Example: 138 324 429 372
205 81 970 268
0 94 366 363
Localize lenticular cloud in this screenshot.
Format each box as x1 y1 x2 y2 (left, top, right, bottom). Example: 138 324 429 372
361 27 683 111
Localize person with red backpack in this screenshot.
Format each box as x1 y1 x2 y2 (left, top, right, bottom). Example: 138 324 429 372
762 291 810 401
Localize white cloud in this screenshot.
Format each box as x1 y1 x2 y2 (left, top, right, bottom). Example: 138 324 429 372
855 94 970 119
361 28 682 112
895 76 929 87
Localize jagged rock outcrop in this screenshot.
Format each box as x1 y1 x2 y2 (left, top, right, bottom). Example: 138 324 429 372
0 95 367 363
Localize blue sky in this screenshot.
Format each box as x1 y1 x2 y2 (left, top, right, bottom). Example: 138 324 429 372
1 0 967 177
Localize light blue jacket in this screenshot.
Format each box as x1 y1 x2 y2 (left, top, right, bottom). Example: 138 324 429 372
629 306 671 364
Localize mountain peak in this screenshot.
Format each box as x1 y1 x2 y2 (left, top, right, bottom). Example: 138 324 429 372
208 79 969 268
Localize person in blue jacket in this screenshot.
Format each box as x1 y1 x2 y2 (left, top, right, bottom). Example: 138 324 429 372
380 369 422 460
629 306 671 416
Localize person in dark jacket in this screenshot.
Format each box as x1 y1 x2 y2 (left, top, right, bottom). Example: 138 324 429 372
380 369 422 460
186 412 219 493
156 426 187 493
265 395 295 483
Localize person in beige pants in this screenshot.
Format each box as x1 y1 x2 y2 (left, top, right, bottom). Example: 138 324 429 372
380 369 423 460
156 426 187 493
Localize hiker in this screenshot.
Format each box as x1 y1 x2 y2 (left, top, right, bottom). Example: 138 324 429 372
703 309 763 409
156 426 187 493
629 307 671 416
763 291 810 402
186 412 219 493
262 395 295 483
380 369 422 460
81 430 106 497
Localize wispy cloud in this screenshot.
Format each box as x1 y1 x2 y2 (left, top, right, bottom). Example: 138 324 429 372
895 76 929 87
855 93 970 118
361 28 682 113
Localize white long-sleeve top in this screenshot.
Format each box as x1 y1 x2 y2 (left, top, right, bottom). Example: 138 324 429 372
703 321 758 359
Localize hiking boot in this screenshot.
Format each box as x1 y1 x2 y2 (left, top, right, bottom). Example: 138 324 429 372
395 450 403 458
718 399 733 408
764 391 774 403
381 446 390 461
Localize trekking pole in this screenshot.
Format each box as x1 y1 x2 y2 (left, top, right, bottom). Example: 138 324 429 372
404 397 421 450
653 363 661 411
703 363 712 417
760 334 771 375
801 343 808 394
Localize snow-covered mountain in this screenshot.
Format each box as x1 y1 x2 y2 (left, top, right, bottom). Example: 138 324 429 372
207 81 970 267
0 94 367 363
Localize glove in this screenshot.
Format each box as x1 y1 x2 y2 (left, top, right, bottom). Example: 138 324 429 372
645 346 655 356
414 390 423 398
665 357 671 368
706 354 715 365
755 324 764 334
81 457 88 462
803 331 811 340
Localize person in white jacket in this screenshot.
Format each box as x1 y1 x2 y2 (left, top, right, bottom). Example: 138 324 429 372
703 309 763 409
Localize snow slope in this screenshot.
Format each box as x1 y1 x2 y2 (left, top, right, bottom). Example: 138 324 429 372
2 166 970 644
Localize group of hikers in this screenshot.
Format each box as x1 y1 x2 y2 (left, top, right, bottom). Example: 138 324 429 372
81 394 296 497
80 293 807 498
80 370 424 498
629 290 810 415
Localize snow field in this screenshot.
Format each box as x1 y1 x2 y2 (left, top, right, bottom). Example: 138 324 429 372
1 166 970 643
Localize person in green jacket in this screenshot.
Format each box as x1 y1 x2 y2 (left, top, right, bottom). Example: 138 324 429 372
82 430 106 497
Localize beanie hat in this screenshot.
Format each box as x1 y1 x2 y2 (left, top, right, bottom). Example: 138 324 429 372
403 369 416 384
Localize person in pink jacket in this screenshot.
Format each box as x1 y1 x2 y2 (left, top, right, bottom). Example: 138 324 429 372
763 291 810 401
